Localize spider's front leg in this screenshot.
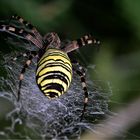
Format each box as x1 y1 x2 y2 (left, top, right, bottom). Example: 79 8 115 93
17 51 38 101
0 15 44 49
63 34 100 53
72 60 88 121
10 14 43 44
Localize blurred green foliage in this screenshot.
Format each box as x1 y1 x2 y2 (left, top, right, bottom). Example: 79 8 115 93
0 0 140 139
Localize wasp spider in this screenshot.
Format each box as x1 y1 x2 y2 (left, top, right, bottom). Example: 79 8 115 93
0 15 100 120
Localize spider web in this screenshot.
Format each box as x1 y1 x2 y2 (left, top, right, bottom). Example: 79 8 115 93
0 51 111 139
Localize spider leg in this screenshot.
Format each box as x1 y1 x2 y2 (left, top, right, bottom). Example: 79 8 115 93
11 14 43 44
1 51 37 66
1 51 29 66
0 24 43 48
17 51 38 101
72 60 88 121
11 51 30 61
63 34 100 53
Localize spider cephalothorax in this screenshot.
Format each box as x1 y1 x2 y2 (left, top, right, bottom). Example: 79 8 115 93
43 32 61 49
0 15 100 120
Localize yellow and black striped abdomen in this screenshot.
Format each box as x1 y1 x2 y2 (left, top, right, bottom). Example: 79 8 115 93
36 48 72 98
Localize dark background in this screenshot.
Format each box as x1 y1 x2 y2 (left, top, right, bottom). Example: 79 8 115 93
0 0 140 139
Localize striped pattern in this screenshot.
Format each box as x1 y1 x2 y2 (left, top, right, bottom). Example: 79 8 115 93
0 24 43 48
77 34 95 46
11 14 43 44
36 48 72 98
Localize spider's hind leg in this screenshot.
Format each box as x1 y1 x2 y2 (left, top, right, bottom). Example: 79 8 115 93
72 60 88 121
17 51 38 101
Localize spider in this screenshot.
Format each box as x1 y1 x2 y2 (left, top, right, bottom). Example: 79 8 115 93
0 15 100 120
